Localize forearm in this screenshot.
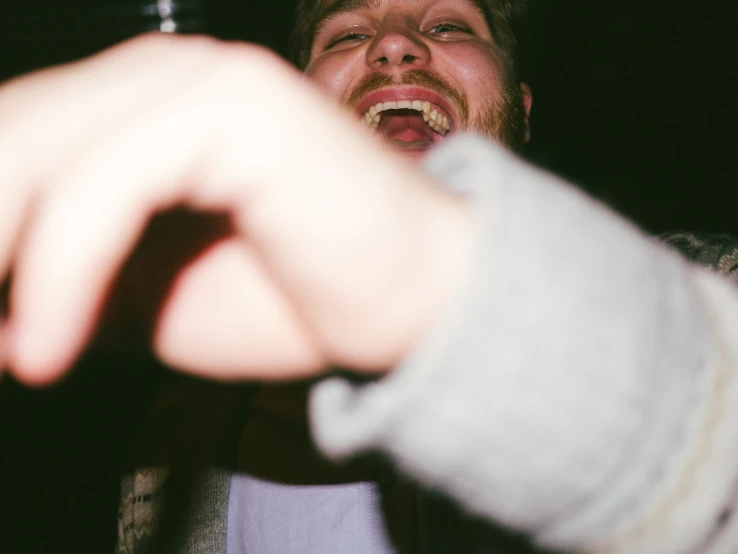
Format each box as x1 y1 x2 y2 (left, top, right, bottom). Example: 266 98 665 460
310 135 738 553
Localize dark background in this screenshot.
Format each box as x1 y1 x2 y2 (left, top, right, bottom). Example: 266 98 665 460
0 0 737 552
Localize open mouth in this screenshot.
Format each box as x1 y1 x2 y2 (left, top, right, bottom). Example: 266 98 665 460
362 100 452 138
354 89 457 156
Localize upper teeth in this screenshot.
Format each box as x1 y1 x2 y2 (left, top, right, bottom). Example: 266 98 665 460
362 100 451 135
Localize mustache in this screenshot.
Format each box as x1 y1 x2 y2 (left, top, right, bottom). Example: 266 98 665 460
344 70 469 123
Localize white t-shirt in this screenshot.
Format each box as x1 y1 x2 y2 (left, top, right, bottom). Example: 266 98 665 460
226 474 396 554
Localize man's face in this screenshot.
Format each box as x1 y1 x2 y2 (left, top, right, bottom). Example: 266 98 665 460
304 0 532 160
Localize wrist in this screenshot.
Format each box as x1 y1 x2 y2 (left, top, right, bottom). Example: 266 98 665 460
346 172 475 374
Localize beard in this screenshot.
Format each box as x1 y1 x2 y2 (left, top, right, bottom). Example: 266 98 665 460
343 69 528 151
468 86 528 151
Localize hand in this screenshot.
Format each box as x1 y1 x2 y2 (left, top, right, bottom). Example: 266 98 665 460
0 33 472 385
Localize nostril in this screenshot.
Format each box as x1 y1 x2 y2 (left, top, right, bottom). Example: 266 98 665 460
402 55 416 63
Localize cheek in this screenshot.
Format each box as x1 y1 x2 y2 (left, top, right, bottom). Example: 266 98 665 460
305 53 363 103
436 45 508 107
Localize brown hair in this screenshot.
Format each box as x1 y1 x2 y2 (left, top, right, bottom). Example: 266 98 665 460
289 0 528 82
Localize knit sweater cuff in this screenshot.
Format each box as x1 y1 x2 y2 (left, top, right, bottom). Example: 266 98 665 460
309 136 723 551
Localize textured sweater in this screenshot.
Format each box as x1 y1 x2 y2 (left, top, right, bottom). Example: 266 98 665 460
118 135 738 554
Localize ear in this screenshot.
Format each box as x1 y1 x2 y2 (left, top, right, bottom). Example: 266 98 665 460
520 82 533 143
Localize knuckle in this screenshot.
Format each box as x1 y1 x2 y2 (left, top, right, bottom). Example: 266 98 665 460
210 43 296 90
118 32 226 61
115 34 293 90
119 31 183 53
221 41 288 70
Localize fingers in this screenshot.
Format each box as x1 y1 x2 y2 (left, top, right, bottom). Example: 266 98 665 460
0 35 256 383
5 41 320 383
8 173 157 383
7 73 210 383
0 33 224 309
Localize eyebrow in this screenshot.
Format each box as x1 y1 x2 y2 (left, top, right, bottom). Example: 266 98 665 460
312 0 380 38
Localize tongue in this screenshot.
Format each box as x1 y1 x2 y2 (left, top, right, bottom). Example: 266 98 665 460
379 111 434 144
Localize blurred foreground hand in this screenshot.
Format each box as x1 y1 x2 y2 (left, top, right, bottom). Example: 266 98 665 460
0 33 471 385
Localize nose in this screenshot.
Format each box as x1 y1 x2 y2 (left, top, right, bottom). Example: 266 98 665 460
366 25 430 70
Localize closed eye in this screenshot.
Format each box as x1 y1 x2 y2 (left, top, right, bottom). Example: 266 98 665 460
427 23 473 36
326 32 370 49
